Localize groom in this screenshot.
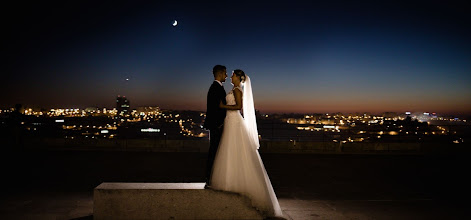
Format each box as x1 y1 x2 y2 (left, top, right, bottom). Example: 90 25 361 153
203 65 227 188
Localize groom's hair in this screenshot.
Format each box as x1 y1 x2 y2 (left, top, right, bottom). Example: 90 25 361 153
213 65 226 76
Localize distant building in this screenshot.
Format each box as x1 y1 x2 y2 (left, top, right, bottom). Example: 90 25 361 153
136 106 160 113
416 112 432 122
85 107 98 113
116 95 130 117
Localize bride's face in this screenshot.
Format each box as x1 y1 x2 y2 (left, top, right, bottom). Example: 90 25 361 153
230 72 240 86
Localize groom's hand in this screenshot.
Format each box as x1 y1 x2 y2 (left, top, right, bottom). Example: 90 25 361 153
219 100 225 109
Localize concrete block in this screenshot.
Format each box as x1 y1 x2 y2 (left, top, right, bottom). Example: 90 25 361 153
94 182 263 220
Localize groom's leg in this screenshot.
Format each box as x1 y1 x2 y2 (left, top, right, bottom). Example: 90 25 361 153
206 127 223 184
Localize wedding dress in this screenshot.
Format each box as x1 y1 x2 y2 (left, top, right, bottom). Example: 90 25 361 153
210 76 283 217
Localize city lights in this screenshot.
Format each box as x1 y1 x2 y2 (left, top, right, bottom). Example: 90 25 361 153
1 105 468 145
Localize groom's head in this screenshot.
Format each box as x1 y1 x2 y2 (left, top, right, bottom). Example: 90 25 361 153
213 65 227 82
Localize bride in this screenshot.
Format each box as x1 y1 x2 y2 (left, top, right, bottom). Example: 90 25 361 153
210 69 283 217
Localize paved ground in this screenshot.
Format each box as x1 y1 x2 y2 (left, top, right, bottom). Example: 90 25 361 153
0 149 468 219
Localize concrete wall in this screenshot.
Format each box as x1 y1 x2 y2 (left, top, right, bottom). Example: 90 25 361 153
94 182 263 220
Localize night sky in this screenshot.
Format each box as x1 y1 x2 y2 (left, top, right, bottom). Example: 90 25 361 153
3 1 471 115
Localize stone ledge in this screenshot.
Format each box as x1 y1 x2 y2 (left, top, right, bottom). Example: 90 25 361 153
93 182 263 220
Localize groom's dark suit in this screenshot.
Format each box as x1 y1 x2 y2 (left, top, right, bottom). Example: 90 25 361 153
203 81 226 184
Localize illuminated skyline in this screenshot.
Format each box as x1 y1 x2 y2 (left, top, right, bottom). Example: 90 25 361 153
3 1 470 115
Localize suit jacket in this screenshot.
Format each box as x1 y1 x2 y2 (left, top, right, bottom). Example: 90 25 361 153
203 81 226 130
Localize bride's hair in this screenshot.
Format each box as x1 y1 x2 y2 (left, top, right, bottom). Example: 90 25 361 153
233 69 246 83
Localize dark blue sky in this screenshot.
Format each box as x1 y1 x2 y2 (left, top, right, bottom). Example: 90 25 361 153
3 1 471 115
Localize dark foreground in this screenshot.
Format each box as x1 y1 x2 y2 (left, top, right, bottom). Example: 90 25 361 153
0 149 468 219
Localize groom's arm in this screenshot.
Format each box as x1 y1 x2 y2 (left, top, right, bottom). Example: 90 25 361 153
204 86 218 129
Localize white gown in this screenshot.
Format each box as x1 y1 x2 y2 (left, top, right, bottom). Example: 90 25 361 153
210 87 283 217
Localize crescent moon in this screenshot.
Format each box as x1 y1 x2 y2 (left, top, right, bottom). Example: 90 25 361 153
173 20 178 26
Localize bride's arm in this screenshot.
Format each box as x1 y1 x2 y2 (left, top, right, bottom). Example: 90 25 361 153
219 89 242 110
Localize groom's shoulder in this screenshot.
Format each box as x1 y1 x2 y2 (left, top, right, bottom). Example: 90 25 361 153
208 82 218 94
209 81 217 89
209 81 223 89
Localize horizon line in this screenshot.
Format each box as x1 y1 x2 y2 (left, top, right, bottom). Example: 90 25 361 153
2 105 470 117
